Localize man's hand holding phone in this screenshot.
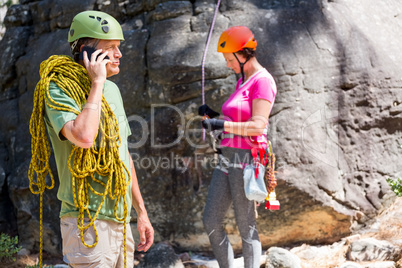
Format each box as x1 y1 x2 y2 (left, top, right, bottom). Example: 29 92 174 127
80 46 110 84
79 46 110 61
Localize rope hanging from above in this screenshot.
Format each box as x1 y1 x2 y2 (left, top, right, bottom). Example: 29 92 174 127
201 0 222 140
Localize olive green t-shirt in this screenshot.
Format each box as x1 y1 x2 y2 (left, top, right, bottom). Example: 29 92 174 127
44 80 132 222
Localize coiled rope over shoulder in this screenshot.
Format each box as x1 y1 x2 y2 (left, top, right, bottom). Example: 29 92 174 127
29 55 130 267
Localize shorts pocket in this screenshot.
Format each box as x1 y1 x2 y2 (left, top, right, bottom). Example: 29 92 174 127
80 219 97 249
60 218 103 266
60 218 81 256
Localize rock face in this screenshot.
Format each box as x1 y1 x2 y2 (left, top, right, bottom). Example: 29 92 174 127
137 242 185 268
0 0 401 258
288 197 402 267
266 247 302 268
346 238 401 262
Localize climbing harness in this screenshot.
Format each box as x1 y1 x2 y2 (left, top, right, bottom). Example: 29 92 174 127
201 0 222 140
210 126 279 209
29 55 130 267
215 131 279 210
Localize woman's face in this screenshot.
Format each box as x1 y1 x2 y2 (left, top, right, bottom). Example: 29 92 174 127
223 53 244 74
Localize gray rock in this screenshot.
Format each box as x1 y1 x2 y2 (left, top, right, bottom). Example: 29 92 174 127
48 0 97 31
340 262 363 268
150 1 192 22
53 265 69 268
346 238 401 262
266 247 301 268
3 4 32 27
17 247 30 257
0 26 30 97
363 262 397 268
290 241 346 261
137 242 184 268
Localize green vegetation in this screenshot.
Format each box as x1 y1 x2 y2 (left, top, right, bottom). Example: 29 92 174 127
0 0 18 8
386 178 402 197
1 0 20 39
0 233 21 262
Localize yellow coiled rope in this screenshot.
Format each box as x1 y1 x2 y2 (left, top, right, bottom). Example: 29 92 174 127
28 55 130 267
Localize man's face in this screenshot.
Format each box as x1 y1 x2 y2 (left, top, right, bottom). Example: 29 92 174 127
95 39 122 78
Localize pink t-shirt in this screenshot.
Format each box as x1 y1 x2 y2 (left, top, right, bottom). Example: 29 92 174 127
220 68 277 149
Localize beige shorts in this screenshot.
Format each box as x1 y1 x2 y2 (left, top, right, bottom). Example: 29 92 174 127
60 217 134 268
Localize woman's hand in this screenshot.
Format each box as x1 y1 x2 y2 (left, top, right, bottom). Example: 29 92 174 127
201 118 226 131
198 104 220 118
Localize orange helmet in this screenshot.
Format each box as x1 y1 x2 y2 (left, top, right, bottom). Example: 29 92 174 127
217 26 257 53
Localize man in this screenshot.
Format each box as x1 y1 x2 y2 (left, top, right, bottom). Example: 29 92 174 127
29 10 153 267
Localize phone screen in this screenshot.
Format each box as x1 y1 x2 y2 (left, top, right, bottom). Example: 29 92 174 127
79 46 110 60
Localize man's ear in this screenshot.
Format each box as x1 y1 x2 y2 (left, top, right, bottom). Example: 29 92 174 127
79 44 85 52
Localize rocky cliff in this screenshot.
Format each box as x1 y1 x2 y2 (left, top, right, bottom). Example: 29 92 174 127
0 0 401 259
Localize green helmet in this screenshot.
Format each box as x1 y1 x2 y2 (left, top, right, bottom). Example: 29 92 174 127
68 10 124 42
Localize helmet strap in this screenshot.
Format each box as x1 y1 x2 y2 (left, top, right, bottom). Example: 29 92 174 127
233 52 251 83
92 39 100 49
70 39 79 53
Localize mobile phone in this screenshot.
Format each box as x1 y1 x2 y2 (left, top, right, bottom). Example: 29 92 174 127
79 46 110 60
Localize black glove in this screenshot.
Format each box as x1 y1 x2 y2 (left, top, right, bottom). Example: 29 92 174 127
198 104 220 118
201 118 225 131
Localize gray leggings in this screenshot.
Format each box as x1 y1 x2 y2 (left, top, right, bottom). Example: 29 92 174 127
203 147 261 268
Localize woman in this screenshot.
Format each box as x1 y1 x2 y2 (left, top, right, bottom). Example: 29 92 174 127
200 26 277 268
